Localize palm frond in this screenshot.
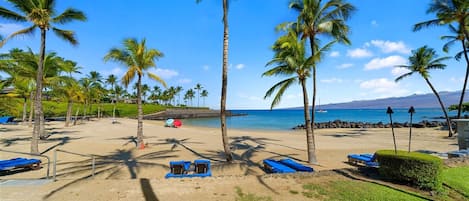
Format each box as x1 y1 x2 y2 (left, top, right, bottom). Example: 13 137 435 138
413 19 443 32
121 68 136 87
264 77 297 109
395 72 413 82
0 26 36 47
51 27 78 45
0 6 27 21
52 8 87 24
147 72 167 88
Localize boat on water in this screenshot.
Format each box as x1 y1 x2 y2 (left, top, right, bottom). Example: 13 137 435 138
316 99 327 113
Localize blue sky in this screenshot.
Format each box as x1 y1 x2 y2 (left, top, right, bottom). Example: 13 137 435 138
0 0 466 109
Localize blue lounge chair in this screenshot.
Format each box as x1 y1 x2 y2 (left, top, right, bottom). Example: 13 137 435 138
263 159 296 173
448 149 469 158
192 159 211 177
278 158 314 172
347 153 379 167
0 158 41 171
165 160 191 178
0 116 14 124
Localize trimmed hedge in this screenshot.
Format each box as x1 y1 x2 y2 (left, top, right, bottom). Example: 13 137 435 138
376 150 443 191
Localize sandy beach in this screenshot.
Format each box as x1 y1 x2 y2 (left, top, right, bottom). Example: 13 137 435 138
0 118 458 201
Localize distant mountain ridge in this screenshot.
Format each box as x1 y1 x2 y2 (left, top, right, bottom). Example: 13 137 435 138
288 91 468 109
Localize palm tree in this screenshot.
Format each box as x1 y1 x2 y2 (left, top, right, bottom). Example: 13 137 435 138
288 0 355 163
175 86 183 106
414 0 469 120
141 84 150 104
106 74 118 121
201 89 208 106
395 46 454 137
0 0 86 154
185 89 196 106
264 26 335 164
196 0 233 162
194 83 203 107
104 38 167 149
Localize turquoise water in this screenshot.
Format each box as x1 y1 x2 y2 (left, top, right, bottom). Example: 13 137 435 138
182 108 458 131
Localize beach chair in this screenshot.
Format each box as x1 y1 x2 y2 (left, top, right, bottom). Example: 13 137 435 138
347 153 379 168
0 116 14 124
192 159 212 177
278 158 314 172
165 160 191 178
263 159 296 173
0 158 41 171
448 149 469 158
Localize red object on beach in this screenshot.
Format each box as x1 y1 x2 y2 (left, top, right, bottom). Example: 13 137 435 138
173 119 182 128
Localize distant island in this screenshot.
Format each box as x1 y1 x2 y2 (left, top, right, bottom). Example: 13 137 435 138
286 90 467 109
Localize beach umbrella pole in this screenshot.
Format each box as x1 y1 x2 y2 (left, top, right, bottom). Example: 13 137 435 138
387 107 397 154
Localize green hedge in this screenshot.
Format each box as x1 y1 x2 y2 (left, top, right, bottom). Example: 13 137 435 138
376 150 443 191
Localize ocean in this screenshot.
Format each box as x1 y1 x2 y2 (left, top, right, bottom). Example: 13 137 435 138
182 108 459 131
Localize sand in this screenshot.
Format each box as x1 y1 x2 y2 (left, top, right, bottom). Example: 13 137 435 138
0 118 458 201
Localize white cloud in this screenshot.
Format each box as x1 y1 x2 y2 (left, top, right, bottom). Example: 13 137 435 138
235 64 245 70
450 77 464 83
321 78 343 84
364 55 406 70
329 51 340 57
370 40 411 54
347 48 373 58
203 65 210 71
359 78 408 96
153 68 179 79
391 67 411 76
0 23 26 35
178 78 192 84
337 63 353 69
371 20 378 27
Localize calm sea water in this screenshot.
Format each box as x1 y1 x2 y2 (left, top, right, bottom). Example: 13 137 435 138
182 108 458 131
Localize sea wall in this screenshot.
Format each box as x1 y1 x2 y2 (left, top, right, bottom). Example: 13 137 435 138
292 120 455 130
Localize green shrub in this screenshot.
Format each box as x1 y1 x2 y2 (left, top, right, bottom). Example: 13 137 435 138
376 150 443 191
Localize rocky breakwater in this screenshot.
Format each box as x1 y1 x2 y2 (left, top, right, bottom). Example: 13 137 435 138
292 119 454 130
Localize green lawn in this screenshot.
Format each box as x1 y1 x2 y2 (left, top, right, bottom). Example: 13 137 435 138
442 166 469 198
301 181 428 201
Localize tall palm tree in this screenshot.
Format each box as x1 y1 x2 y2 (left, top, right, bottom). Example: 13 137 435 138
395 46 454 137
414 0 469 119
201 89 208 106
264 26 335 164
175 86 183 106
104 38 167 149
289 0 355 163
184 89 196 106
141 84 150 104
0 0 86 154
196 0 233 162
194 83 203 107
106 74 118 121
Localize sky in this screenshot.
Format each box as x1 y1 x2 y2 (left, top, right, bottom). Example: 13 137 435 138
0 0 466 109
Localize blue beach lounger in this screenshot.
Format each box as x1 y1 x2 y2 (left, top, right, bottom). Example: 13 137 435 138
0 158 41 171
347 153 379 167
192 159 212 177
0 116 14 124
263 159 296 173
165 160 191 178
278 158 314 172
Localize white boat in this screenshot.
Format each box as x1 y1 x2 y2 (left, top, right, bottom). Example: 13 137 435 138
316 99 327 113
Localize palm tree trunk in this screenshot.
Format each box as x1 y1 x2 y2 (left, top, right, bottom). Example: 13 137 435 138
457 39 469 119
220 0 233 162
74 107 80 126
32 28 47 154
137 75 144 149
29 91 34 127
308 35 318 164
425 78 453 137
65 100 72 127
22 97 27 125
301 79 317 164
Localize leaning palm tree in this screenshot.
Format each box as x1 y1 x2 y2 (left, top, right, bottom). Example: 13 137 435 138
106 74 118 121
414 0 469 119
104 38 167 149
289 0 355 163
395 46 454 137
196 0 233 162
0 0 86 154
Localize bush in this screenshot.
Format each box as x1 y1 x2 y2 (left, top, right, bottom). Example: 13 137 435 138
376 150 443 191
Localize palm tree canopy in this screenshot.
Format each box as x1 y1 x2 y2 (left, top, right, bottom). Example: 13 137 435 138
395 46 451 82
413 0 469 32
104 38 167 88
0 0 87 46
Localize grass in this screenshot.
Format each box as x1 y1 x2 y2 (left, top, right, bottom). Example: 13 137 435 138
235 187 272 201
442 166 469 198
302 181 428 201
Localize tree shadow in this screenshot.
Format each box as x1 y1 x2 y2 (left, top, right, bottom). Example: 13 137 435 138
0 136 31 147
40 136 84 154
150 138 223 162
0 127 23 132
140 178 159 201
324 130 369 138
107 136 159 147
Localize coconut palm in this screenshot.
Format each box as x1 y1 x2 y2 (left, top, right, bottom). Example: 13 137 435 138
194 83 203 107
175 86 183 106
414 0 469 120
264 26 335 164
0 0 86 154
395 46 454 137
106 74 118 121
201 89 208 106
196 0 233 162
185 89 195 106
141 84 150 104
104 38 167 149
288 0 355 163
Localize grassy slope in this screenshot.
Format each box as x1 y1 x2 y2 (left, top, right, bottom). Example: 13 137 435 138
442 166 469 198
